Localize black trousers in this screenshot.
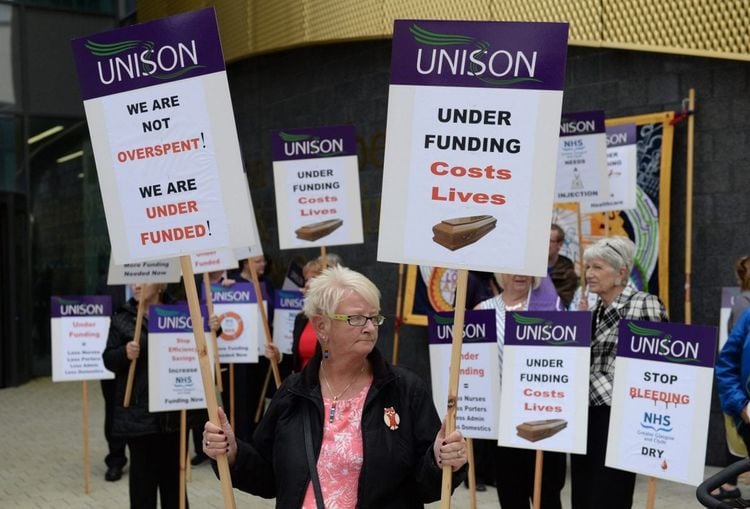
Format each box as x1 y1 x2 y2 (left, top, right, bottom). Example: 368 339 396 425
127 432 187 509
100 379 127 468
494 445 566 509
570 405 636 509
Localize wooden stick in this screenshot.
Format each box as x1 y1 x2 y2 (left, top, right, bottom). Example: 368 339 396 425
179 410 186 509
255 364 272 423
229 364 235 430
320 246 328 268
576 205 586 304
248 262 281 388
646 476 658 509
466 438 476 509
82 381 90 494
684 88 695 325
203 273 223 391
532 450 543 509
392 263 405 366
187 442 192 482
179 255 236 509
440 269 469 509
123 297 146 407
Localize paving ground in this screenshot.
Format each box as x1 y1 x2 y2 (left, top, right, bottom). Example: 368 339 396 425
0 377 729 508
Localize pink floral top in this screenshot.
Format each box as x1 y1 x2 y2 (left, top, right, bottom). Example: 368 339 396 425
302 382 372 509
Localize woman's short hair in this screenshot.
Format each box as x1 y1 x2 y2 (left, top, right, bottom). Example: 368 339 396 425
735 256 750 291
303 266 380 318
583 236 635 275
494 273 541 290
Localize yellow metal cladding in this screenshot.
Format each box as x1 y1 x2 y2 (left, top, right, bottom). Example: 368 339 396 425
137 0 750 62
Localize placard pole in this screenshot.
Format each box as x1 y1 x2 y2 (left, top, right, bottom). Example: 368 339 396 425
256 365 272 423
684 88 695 325
82 381 90 494
646 476 658 509
392 263 405 366
532 450 543 509
123 297 146 407
249 262 281 388
203 273 223 391
466 438 476 509
179 410 186 509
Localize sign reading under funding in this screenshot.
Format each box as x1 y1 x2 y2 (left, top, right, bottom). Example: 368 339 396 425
51 296 114 382
273 290 304 355
271 125 363 249
71 8 258 264
606 320 717 485
554 110 609 212
107 255 181 285
378 20 569 275
499 311 592 453
428 310 500 439
206 283 264 363
148 304 212 412
590 123 638 212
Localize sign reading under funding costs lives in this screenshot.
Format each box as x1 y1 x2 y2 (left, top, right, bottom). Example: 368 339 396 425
71 8 258 264
378 20 569 275
499 311 592 453
51 296 114 382
273 290 304 355
555 111 608 213
148 304 211 412
606 320 718 485
107 255 181 285
271 125 363 249
428 310 499 439
591 123 638 212
207 283 262 363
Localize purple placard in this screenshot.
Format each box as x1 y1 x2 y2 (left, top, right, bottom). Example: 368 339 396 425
270 125 357 161
617 320 717 368
149 304 209 333
275 290 304 311
559 110 605 137
204 282 267 303
51 295 112 317
504 311 592 347
71 8 226 101
428 309 496 345
606 123 637 148
390 20 568 91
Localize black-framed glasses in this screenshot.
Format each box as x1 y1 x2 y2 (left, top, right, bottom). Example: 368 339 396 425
330 314 386 326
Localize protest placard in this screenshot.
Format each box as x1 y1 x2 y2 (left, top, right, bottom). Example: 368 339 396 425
107 256 181 285
206 283 262 363
191 248 239 274
606 320 717 485
587 123 638 212
273 290 304 356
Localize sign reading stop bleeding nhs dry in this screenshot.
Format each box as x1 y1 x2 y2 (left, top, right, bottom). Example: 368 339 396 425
71 8 257 264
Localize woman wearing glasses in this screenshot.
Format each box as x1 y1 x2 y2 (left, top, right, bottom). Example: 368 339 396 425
202 265 467 508
571 236 668 509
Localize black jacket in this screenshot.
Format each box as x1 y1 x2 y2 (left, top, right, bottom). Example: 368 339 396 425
224 347 465 508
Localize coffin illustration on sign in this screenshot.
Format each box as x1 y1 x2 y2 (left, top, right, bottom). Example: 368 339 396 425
516 419 568 442
431 215 497 251
295 219 343 241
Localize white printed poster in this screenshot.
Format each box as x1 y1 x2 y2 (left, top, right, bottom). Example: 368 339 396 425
107 255 181 285
192 248 238 274
590 123 637 212
208 283 263 363
273 290 304 355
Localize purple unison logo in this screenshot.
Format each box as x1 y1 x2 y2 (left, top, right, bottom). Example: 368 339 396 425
626 322 701 364
278 131 345 158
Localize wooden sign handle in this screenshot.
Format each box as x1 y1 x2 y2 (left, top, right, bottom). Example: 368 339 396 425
533 450 543 509
392 263 405 366
82 381 90 494
248 262 281 388
123 297 146 407
179 410 187 509
202 273 223 391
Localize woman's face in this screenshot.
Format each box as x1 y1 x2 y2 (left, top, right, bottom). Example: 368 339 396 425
131 283 162 304
316 290 379 361
249 256 266 275
585 257 622 296
502 274 532 294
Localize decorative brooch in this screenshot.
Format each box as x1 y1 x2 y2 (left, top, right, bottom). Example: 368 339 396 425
383 406 400 430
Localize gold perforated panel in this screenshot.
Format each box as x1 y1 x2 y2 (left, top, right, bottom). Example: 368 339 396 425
137 0 750 62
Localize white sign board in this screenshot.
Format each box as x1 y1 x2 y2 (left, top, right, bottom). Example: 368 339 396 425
207 283 263 363
107 255 181 285
273 290 304 355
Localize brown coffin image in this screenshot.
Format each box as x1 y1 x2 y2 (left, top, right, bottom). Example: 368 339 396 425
516 419 568 442
295 218 343 241
432 215 497 251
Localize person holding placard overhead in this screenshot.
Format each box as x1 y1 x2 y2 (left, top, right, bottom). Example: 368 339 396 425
571 236 667 509
202 265 467 507
474 273 566 508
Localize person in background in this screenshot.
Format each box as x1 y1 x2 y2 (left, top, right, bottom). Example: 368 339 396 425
203 266 467 507
101 376 127 481
570 236 667 509
548 223 579 309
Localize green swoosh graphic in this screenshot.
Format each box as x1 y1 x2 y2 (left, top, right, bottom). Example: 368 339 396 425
152 65 205 80
627 322 663 336
410 24 475 46
511 313 546 325
155 308 183 317
85 39 153 56
280 132 313 142
433 314 454 325
58 298 80 305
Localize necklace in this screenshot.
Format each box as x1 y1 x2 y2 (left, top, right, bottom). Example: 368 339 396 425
320 361 366 424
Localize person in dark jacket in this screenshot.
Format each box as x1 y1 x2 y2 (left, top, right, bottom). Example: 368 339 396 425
203 266 467 508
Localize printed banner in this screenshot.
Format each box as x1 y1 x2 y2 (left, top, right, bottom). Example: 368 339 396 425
589 123 638 212
271 125 363 249
428 310 499 439
72 8 258 263
606 320 717 485
555 111 608 213
148 304 212 412
273 290 304 355
499 311 591 453
51 296 114 382
107 255 181 284
378 20 569 275
206 283 262 363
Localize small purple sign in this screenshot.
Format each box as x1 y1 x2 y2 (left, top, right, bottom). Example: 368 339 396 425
617 320 717 368
559 110 605 137
275 290 304 311
504 311 592 347
606 123 636 148
149 304 209 333
390 20 568 91
51 295 112 317
428 309 496 345
71 8 226 100
270 125 357 161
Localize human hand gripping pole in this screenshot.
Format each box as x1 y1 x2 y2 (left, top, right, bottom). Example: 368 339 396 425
433 417 468 472
203 407 238 465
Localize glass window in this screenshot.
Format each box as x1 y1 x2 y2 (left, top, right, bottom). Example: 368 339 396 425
0 115 21 193
0 4 15 108
19 0 116 16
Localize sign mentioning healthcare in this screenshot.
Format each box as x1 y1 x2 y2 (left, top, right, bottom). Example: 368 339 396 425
71 8 258 263
271 125 363 249
191 248 238 274
207 283 262 363
606 320 717 485
378 20 569 275
148 304 211 412
51 296 114 382
589 123 638 212
555 110 608 212
428 310 499 439
273 290 304 355
499 311 591 453
107 255 181 285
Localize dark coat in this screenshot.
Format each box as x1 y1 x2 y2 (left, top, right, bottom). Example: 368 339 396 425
223 347 465 508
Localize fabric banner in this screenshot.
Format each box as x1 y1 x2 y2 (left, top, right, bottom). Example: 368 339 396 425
273 290 304 355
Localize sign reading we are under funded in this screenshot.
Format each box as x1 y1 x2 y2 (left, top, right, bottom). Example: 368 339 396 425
378 20 569 275
606 320 717 485
271 125 363 249
51 296 114 382
499 311 591 453
71 8 258 264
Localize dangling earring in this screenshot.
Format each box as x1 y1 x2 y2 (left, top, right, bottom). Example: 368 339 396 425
323 347 330 360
